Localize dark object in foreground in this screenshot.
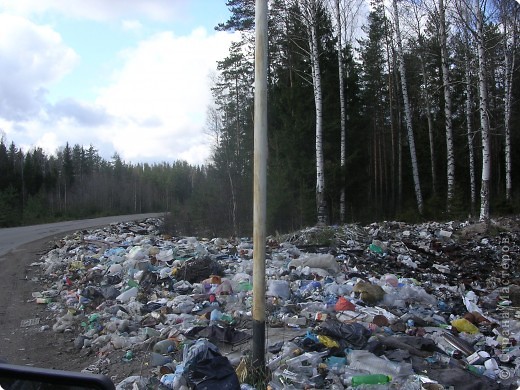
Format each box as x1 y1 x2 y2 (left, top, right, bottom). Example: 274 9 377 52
0 362 115 390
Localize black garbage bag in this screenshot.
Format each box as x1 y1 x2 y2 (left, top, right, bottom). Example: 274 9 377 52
183 340 240 390
138 270 158 291
180 257 224 283
103 274 122 285
100 286 120 300
81 286 102 299
379 335 436 357
140 302 164 314
186 324 251 345
411 356 500 390
187 355 240 390
316 320 371 349
298 336 330 353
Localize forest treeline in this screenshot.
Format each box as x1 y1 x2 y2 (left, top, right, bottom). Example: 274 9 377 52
0 141 231 235
1 0 519 236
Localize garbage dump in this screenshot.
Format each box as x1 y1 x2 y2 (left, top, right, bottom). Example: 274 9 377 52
27 216 520 389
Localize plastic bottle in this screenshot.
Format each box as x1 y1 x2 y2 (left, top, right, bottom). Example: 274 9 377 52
140 327 161 338
116 286 138 303
150 352 173 366
210 308 222 322
285 350 328 370
347 350 413 377
442 332 474 356
285 316 306 327
267 342 302 370
345 374 391 386
122 350 133 362
369 243 383 254
153 338 177 354
434 333 473 360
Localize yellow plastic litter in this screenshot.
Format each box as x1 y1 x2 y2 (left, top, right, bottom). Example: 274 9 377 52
69 260 85 270
235 357 248 383
317 335 340 348
451 318 479 334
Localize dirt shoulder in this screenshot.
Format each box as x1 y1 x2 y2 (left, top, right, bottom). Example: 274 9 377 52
0 237 82 369
0 237 148 384
0 214 165 382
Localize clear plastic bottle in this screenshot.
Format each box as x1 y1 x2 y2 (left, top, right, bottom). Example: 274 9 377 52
285 350 328 370
347 350 413 377
150 352 173 366
153 338 176 354
267 342 302 370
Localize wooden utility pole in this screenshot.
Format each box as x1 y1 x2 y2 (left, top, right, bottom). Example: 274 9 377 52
252 0 268 372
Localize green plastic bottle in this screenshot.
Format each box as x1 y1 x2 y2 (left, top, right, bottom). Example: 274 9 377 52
349 374 391 387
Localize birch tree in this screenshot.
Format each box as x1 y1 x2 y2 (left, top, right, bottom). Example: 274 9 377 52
464 36 477 215
438 0 456 211
334 0 347 222
332 0 364 222
498 0 518 202
472 0 491 221
300 0 328 224
410 0 438 195
452 3 478 215
392 0 424 214
476 0 491 221
454 0 492 221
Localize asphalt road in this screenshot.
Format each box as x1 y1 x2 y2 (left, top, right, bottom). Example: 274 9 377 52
0 213 165 259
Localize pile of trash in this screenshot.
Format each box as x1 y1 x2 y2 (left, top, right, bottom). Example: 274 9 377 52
30 216 520 389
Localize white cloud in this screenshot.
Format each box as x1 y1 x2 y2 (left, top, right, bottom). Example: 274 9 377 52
0 0 185 22
95 28 237 164
0 115 115 160
32 131 60 154
0 11 237 166
122 19 143 32
0 13 78 120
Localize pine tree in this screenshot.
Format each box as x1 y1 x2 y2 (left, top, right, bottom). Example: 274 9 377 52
358 0 391 216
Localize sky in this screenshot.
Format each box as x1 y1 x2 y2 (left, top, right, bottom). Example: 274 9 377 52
0 0 238 166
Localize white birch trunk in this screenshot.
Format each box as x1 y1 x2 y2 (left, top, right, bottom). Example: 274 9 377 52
334 0 364 221
464 48 477 215
305 1 327 225
392 0 423 214
439 0 455 211
335 0 347 223
419 54 437 195
476 0 490 222
503 13 516 202
398 116 403 210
